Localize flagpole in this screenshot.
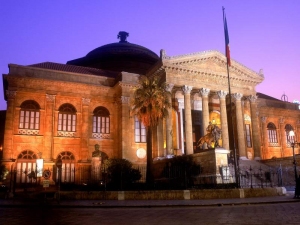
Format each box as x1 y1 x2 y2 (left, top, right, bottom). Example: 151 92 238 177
222 7 239 188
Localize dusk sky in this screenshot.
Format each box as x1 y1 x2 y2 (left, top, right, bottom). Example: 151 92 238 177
1 1 299 110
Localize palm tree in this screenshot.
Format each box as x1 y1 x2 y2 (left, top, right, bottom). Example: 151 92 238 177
131 75 171 187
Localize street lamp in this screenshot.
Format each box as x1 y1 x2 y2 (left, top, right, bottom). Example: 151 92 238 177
56 158 62 203
289 130 299 198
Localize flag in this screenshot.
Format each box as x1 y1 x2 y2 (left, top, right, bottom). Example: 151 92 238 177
223 10 231 66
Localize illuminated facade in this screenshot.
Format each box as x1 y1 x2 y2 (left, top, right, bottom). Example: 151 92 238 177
1 32 300 184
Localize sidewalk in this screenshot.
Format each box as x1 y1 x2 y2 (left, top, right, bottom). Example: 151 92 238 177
0 191 299 208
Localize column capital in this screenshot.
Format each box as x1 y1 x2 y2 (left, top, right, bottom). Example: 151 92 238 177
199 88 210 97
46 94 56 102
166 83 174 92
82 98 90 106
6 90 16 99
279 117 285 124
182 85 193 94
233 93 243 101
120 96 130 104
217 90 228 99
248 95 257 102
261 116 267 123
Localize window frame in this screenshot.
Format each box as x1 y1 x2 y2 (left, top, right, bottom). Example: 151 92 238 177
19 100 40 130
92 106 110 134
267 122 278 143
58 104 77 132
134 116 146 143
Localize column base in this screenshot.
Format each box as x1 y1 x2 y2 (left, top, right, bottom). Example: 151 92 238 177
239 156 249 160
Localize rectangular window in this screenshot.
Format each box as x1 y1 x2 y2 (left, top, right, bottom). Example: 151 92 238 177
245 124 252 148
268 130 278 143
135 117 146 143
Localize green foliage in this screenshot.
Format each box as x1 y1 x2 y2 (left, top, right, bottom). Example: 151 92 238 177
105 158 142 189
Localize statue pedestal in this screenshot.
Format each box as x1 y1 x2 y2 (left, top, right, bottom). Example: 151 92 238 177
91 157 101 182
193 148 233 184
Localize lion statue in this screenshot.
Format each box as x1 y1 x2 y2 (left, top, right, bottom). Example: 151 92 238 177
197 122 222 149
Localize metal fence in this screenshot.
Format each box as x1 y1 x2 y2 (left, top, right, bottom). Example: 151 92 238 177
8 163 300 191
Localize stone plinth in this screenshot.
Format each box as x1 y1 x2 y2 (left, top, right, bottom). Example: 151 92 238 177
193 148 232 184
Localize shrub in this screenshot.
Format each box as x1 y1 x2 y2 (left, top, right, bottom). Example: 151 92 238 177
105 158 141 190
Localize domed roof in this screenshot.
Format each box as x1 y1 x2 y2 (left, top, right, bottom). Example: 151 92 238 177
67 31 159 75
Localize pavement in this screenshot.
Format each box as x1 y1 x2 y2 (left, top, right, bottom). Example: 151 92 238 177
0 191 299 208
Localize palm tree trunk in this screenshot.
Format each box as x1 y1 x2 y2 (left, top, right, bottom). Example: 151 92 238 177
146 126 154 188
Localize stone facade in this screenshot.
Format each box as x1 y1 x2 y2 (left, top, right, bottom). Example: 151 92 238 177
1 45 300 185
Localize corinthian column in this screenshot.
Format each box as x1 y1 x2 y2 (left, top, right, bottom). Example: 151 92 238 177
233 93 246 159
3 90 16 161
217 90 229 150
166 84 174 155
182 85 193 155
248 95 262 160
199 88 210 135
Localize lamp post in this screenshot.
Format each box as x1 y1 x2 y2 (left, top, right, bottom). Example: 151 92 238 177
56 158 62 203
289 130 298 198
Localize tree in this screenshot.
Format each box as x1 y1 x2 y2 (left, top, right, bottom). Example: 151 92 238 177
131 75 171 187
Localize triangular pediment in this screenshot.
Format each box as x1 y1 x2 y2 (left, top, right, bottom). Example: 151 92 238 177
161 50 264 84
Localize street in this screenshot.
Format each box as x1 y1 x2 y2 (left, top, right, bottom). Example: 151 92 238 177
1 202 300 225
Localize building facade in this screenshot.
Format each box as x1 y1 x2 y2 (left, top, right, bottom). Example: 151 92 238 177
1 32 299 184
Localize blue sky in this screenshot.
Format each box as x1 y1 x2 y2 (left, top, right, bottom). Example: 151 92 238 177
1 1 299 110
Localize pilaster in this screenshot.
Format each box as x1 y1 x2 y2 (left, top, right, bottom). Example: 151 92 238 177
3 90 16 161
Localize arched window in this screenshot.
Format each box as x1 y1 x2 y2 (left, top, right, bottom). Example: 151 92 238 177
135 116 146 143
19 100 40 130
285 124 294 145
58 104 77 132
93 106 110 134
56 151 75 183
16 150 38 184
267 123 278 143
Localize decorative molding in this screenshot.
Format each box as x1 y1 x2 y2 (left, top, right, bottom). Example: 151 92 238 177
269 143 280 147
82 98 91 106
46 94 56 102
232 93 243 101
18 129 39 135
182 85 193 94
6 90 16 99
57 131 76 137
92 133 111 139
261 116 267 123
199 88 210 97
217 90 227 99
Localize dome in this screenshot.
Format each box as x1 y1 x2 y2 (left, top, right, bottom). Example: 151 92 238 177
67 31 159 75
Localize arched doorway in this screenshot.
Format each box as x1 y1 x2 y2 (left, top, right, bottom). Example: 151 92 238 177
56 151 75 183
16 150 38 184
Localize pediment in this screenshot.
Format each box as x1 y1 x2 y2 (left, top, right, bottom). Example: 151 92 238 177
161 50 264 84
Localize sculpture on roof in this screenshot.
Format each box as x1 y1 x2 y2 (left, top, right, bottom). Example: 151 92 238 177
118 31 129 43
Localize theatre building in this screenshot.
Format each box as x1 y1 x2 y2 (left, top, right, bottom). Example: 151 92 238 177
1 31 299 185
